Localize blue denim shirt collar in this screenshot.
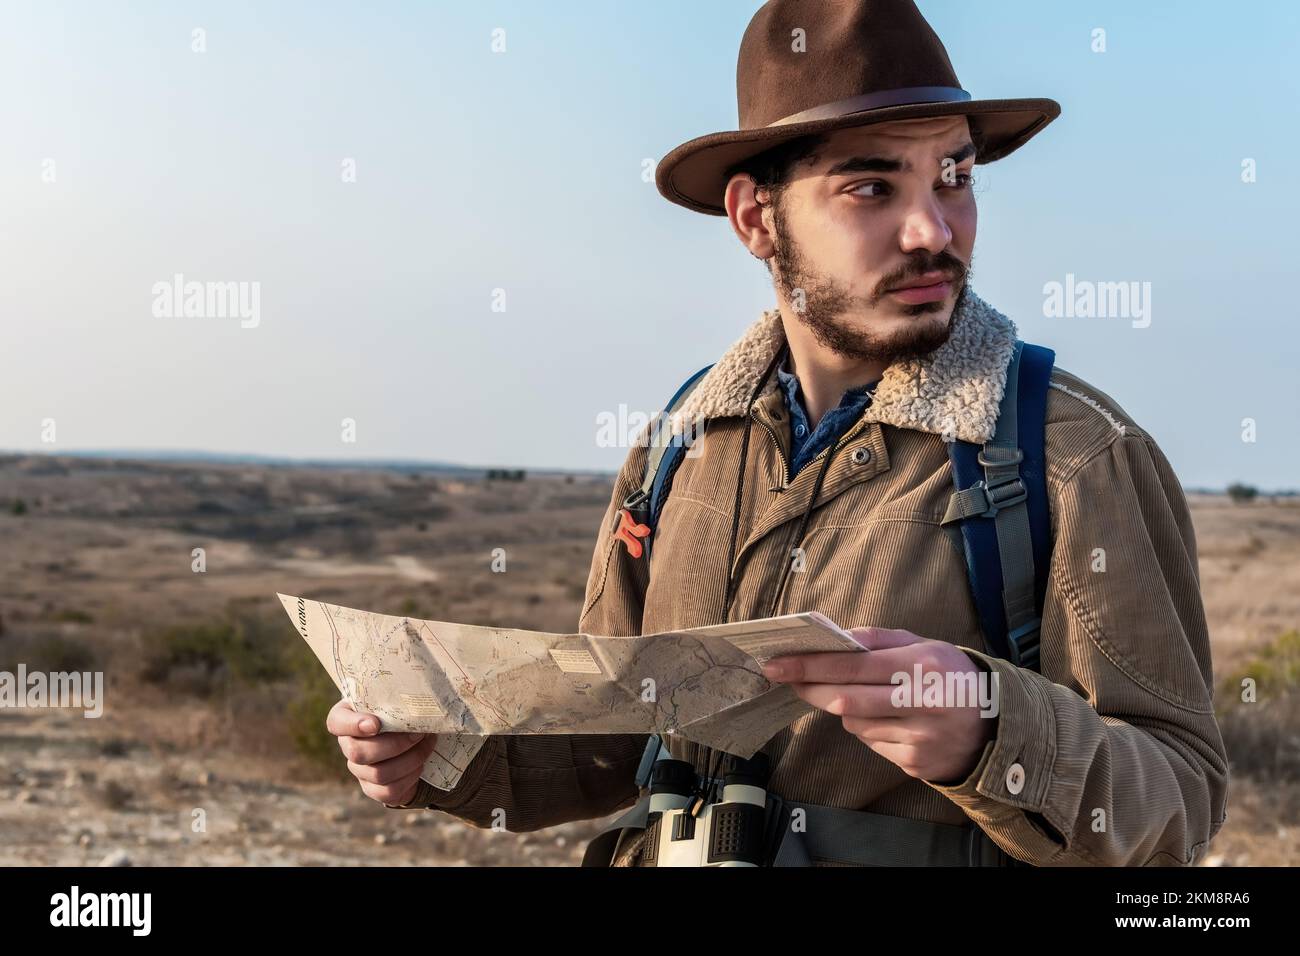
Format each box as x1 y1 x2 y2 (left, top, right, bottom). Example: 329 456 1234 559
775 351 879 480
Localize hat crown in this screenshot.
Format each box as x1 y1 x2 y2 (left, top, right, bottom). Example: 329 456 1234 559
737 0 960 129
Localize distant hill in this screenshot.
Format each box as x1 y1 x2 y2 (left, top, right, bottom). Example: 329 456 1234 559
0 449 616 479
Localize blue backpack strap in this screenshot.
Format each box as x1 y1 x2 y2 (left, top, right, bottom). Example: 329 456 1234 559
621 364 714 561
941 341 1055 671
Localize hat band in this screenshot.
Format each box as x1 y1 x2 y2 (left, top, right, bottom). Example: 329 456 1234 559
767 86 972 128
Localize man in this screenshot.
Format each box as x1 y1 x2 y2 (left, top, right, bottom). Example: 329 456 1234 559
327 0 1228 866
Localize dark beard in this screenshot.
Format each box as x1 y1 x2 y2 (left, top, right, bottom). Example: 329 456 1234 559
769 196 971 364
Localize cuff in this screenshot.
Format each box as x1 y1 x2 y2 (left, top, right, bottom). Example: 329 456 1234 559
384 777 440 810
384 738 496 811
923 646 1070 862
383 739 498 811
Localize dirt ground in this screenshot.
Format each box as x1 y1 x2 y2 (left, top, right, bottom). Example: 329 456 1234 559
0 707 611 867
0 457 1295 866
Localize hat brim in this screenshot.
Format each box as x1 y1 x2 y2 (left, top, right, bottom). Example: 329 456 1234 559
655 97 1060 216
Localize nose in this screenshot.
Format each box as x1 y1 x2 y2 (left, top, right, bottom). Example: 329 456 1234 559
898 193 953 256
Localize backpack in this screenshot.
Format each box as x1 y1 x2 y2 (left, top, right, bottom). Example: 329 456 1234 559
619 339 1055 671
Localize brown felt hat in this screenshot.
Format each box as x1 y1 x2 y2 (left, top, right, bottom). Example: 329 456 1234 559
656 0 1061 216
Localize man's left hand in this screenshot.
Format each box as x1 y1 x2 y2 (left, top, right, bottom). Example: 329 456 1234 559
760 625 998 784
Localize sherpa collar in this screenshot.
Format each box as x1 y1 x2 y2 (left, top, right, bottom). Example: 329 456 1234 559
669 285 1020 444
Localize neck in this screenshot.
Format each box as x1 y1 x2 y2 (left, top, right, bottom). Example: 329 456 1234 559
779 313 886 430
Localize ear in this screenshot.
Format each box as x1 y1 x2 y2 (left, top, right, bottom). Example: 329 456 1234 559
725 173 776 262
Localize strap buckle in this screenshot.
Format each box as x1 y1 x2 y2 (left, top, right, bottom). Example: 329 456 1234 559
969 446 1028 517
970 476 1028 516
977 447 1024 468
1008 617 1041 669
621 488 651 523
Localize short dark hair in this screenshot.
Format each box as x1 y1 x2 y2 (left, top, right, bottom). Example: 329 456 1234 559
723 134 829 274
723 132 830 203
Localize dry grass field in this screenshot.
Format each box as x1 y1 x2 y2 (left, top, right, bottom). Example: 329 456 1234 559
0 455 1295 866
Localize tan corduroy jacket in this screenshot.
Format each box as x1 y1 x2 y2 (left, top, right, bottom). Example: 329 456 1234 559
405 287 1229 867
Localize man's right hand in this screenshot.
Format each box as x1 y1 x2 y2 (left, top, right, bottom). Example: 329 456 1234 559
326 699 439 807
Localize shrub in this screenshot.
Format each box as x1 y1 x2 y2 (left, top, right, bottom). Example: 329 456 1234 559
1220 629 1300 702
1227 482 1259 504
1218 629 1300 782
139 606 292 696
0 632 98 673
51 608 94 624
285 646 349 778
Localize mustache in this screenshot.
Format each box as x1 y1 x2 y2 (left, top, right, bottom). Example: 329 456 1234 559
874 251 968 299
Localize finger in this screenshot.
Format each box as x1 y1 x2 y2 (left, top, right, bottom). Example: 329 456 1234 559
848 626 923 650
340 731 429 766
351 738 436 780
348 737 435 786
841 716 916 744
763 650 871 684
769 641 952 686
767 646 921 685
858 740 921 775
789 682 901 718
359 777 419 807
835 643 958 685
326 700 381 737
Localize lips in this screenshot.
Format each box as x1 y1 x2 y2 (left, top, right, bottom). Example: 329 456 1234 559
886 271 957 305
888 271 955 292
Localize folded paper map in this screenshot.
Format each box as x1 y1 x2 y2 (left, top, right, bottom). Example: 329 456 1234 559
278 593 865 791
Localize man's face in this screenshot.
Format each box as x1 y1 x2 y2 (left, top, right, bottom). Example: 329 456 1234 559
746 116 977 364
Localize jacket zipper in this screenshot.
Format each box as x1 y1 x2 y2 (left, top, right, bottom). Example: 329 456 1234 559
743 408 873 616
752 410 791 490
761 416 875 616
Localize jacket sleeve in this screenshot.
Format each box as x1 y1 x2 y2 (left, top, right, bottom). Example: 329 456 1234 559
926 429 1229 866
398 439 654 831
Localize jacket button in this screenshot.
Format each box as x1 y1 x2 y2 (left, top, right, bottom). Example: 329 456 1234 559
1005 762 1025 795
851 447 871 465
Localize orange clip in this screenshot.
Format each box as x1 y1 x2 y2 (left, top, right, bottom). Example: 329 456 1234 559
614 508 652 559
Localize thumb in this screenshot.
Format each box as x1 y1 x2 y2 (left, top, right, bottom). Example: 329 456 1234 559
849 625 922 650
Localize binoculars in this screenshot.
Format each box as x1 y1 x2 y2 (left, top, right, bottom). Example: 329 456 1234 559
643 751 771 867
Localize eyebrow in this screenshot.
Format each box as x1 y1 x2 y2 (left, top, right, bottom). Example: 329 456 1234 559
824 141 977 177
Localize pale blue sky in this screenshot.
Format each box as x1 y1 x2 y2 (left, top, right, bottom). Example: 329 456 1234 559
2 0 1296 488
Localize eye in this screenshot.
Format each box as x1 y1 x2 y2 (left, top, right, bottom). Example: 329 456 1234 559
850 181 891 198
943 171 975 189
